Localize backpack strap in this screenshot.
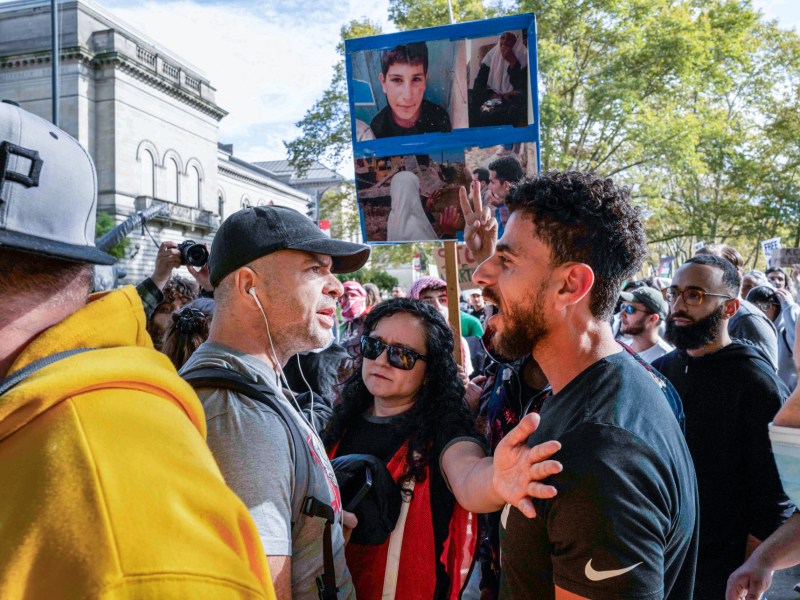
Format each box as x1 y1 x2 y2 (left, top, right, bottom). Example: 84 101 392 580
0 348 96 397
782 328 793 356
183 367 314 519
183 367 339 599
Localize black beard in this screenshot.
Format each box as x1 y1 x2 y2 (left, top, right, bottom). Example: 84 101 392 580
493 282 548 359
664 305 725 350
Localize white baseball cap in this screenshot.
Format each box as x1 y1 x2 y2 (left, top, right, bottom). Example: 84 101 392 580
0 100 114 264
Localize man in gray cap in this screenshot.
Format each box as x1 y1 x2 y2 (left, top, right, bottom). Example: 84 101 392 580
180 205 370 600
619 286 673 363
0 101 275 597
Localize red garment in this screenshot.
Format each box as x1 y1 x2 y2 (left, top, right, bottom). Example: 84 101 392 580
330 442 476 599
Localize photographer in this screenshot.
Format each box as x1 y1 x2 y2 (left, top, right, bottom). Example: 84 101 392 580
136 240 213 349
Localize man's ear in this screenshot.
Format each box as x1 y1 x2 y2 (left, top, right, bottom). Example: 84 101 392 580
235 267 258 303
555 263 594 310
723 297 740 319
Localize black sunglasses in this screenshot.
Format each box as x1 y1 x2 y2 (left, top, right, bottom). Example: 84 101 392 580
360 336 427 370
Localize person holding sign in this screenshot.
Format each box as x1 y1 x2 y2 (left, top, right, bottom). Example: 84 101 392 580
370 42 452 138
464 172 698 599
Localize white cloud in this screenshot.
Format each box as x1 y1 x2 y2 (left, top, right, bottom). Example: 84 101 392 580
104 0 391 162
751 0 800 29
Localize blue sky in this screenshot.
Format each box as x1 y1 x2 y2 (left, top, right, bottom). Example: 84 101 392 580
2 0 798 171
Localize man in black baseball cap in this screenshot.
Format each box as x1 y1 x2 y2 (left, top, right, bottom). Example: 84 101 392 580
181 206 370 599
0 101 275 597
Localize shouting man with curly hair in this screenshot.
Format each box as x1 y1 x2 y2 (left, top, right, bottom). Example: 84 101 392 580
470 171 700 599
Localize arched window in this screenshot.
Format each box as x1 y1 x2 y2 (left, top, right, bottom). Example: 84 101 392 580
140 150 155 197
187 166 201 208
218 190 225 220
165 158 179 203
241 196 251 209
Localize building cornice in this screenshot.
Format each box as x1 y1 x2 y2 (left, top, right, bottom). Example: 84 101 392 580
218 162 310 202
0 46 228 121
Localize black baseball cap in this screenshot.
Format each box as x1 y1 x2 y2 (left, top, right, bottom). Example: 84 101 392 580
209 205 370 287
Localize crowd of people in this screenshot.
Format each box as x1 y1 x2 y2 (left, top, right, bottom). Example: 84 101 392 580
2 102 800 600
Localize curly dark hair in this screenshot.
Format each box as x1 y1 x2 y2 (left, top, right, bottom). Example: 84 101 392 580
507 171 647 320
323 298 474 487
162 276 199 307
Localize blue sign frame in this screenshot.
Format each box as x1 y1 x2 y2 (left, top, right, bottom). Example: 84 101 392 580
346 14 540 244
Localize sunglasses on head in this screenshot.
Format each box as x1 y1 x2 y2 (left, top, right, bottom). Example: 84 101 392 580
360 336 427 370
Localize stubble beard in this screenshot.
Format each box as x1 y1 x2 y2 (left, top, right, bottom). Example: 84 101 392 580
493 282 549 360
620 322 646 337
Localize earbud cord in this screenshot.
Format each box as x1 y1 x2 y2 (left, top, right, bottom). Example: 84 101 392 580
295 353 319 430
250 289 318 432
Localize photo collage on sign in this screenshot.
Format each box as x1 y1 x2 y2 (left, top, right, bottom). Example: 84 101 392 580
346 14 540 243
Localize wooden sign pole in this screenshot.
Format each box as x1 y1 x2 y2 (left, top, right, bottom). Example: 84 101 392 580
443 239 463 366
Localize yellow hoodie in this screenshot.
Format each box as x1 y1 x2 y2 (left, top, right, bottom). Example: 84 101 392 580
0 286 276 599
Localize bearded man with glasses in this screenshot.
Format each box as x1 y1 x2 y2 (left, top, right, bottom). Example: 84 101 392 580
652 254 795 599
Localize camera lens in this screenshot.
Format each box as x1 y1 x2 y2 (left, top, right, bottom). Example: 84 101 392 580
185 244 209 267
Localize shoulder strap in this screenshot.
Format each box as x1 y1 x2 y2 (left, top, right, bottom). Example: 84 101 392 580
0 348 96 397
182 367 340 599
782 328 793 356
182 367 312 514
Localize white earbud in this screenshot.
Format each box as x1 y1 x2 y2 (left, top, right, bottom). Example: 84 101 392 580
248 286 263 309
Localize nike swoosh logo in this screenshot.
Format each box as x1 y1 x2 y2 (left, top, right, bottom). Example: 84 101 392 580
585 559 643 581
500 503 511 529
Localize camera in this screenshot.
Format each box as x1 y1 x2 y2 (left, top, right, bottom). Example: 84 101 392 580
177 240 209 267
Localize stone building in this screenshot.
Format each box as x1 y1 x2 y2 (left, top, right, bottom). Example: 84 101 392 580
0 0 310 283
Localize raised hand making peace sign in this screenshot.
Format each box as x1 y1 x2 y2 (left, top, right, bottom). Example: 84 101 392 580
459 179 499 265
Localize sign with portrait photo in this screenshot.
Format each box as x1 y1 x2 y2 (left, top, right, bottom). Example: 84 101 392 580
345 14 540 244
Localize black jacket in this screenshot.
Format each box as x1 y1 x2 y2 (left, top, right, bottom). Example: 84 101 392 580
652 341 794 599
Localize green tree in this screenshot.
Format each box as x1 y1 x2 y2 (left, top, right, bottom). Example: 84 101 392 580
319 183 361 241
94 212 129 260
641 3 800 269
287 0 800 273
389 0 499 30
336 268 400 291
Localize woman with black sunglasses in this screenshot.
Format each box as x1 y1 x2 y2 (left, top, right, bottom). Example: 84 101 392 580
323 298 562 600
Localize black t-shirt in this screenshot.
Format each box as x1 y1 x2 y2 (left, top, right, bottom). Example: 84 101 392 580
500 351 699 600
370 99 452 138
652 342 793 599
336 412 481 599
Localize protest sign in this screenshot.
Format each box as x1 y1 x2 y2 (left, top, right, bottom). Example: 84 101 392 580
433 243 481 285
346 14 540 244
761 237 781 264
770 248 800 268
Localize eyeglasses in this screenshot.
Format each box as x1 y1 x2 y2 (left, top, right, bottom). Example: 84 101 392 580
620 304 651 315
662 286 732 306
360 336 427 370
755 302 780 312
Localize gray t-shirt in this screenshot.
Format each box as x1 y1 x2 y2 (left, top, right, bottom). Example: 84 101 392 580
181 342 354 600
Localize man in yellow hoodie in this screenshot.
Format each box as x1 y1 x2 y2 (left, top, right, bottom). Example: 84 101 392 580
0 100 275 599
